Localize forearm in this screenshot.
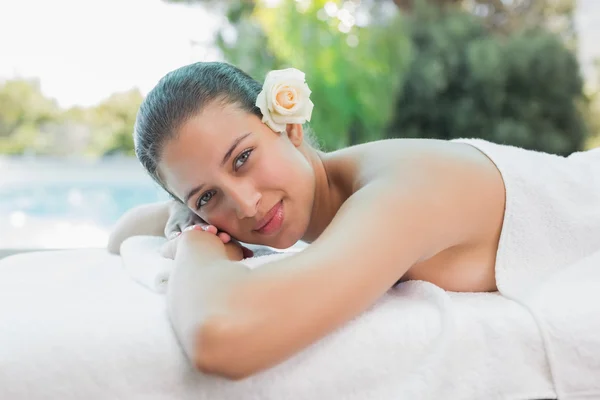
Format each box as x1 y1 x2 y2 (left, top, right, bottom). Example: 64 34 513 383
166 231 250 372
167 236 299 379
107 201 171 254
203 246 413 379
167 235 413 380
166 183 439 379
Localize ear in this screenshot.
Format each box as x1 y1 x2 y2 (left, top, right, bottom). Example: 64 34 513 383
285 123 304 147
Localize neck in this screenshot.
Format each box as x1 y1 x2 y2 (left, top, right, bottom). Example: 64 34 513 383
301 148 348 243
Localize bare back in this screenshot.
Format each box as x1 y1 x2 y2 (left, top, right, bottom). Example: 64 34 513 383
319 138 506 292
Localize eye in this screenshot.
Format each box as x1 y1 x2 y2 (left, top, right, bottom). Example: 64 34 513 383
234 149 253 171
196 190 216 209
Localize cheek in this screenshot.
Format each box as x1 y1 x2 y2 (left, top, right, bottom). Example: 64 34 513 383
257 160 294 184
255 150 313 190
204 212 244 239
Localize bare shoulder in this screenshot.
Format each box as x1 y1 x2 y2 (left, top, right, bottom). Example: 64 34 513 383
324 138 506 261
328 138 503 192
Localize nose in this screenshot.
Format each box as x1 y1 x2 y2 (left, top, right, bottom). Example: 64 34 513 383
223 180 261 220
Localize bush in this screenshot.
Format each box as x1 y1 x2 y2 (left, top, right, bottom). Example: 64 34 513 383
387 5 588 155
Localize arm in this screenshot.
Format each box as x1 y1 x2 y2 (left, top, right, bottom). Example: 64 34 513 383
107 198 208 255
107 201 171 254
169 155 502 379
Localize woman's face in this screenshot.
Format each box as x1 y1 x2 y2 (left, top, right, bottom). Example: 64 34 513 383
158 102 315 248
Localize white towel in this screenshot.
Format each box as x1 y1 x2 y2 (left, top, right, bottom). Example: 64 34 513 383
120 236 290 293
0 247 560 399
526 249 600 399
120 235 173 293
115 236 556 399
454 139 600 398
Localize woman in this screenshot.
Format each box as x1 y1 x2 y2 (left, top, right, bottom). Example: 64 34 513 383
108 61 600 380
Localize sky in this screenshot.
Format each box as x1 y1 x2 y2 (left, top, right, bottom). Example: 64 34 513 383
1 0 599 108
0 0 224 108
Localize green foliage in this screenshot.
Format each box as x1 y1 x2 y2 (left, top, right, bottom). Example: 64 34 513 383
86 89 144 157
229 0 412 150
1 0 590 157
456 0 577 42
191 0 587 153
0 78 143 157
583 62 600 150
215 3 282 82
386 4 587 155
0 79 60 154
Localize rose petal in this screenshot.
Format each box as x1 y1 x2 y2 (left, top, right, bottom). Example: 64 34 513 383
266 68 305 83
265 118 286 132
257 68 312 131
276 86 297 110
303 98 314 122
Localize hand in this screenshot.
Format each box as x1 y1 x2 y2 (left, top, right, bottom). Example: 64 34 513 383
161 224 254 261
164 200 236 245
164 200 205 239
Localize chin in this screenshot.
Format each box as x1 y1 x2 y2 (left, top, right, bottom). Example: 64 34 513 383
269 237 297 250
241 234 288 249
253 227 303 250
272 225 307 249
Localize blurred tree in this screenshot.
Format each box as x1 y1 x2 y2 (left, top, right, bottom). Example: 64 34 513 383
166 0 412 150
164 0 587 154
253 0 411 149
85 89 144 157
0 79 143 157
170 0 576 39
0 78 59 154
386 3 587 155
395 0 576 42
215 1 283 82
583 59 600 149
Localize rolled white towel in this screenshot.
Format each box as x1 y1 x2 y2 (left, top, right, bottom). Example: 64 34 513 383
119 236 292 293
120 235 173 293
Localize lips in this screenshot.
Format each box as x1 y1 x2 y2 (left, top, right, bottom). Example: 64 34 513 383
254 201 284 235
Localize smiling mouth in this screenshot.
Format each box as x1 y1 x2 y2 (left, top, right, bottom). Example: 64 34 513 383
253 201 284 235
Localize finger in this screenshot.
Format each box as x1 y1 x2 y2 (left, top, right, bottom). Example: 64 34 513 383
217 231 231 243
180 222 201 232
203 225 218 235
183 224 205 233
182 224 218 235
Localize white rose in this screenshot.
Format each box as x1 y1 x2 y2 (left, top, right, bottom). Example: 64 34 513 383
255 68 314 133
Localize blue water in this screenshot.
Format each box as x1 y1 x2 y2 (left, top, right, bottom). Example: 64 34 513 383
0 181 168 229
0 156 171 248
0 157 308 250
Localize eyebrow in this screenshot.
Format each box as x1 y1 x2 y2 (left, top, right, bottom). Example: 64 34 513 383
220 132 252 167
183 132 252 205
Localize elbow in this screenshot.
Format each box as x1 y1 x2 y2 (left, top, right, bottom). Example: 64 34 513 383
194 358 254 381
191 316 261 381
106 231 123 255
